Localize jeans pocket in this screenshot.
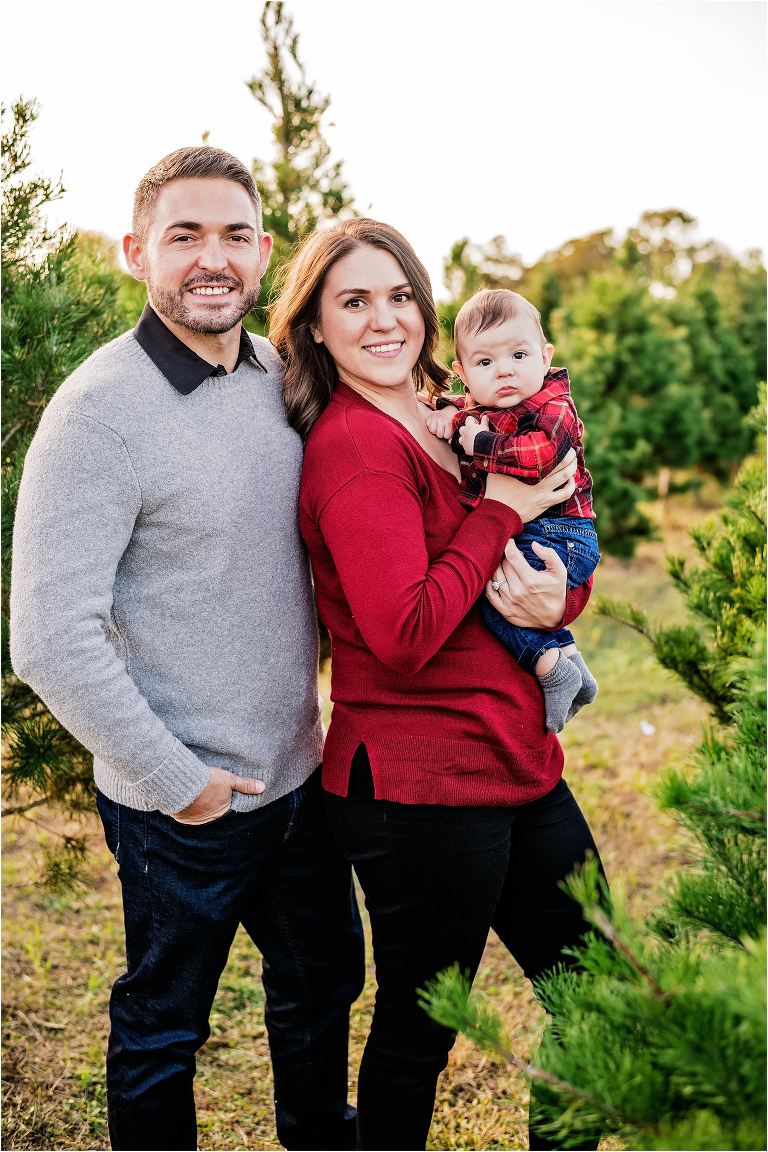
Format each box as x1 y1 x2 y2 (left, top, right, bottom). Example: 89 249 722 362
566 545 601 586
96 791 120 860
170 807 234 830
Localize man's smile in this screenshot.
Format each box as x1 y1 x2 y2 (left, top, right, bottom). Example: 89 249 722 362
189 285 237 296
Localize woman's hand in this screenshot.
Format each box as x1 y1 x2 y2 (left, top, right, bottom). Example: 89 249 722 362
484 448 577 523
485 540 567 630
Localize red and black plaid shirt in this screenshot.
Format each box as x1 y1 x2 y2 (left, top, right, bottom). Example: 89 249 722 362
444 368 594 517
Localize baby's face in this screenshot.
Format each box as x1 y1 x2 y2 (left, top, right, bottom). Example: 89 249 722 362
455 317 554 408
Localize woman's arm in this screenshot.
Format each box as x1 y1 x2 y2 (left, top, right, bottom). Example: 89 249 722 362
317 471 521 675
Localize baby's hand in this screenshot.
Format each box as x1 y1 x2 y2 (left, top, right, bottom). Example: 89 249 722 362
458 414 490 456
423 405 458 440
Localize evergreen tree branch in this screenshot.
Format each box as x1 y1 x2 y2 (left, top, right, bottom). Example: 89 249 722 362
472 1031 640 1128
420 966 647 1130
684 802 766 825
585 906 668 1000
1 422 24 450
594 597 656 644
1 796 48 817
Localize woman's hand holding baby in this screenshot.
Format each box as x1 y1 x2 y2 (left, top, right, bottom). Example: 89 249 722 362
458 414 490 455
486 540 568 630
484 448 577 523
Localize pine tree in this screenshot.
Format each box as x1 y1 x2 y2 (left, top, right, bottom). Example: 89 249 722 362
422 397 767 1149
244 0 355 335
2 100 129 879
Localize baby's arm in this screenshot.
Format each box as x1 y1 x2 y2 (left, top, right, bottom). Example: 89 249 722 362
457 414 490 455
424 405 459 440
470 415 574 480
421 393 466 440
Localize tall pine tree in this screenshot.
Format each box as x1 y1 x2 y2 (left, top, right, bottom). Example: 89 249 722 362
2 100 129 883
244 0 355 334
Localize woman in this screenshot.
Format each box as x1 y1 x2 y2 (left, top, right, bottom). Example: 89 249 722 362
270 218 602 1152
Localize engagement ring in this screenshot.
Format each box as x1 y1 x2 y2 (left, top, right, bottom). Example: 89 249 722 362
491 578 508 592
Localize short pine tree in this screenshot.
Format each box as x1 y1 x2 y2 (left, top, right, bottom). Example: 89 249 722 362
2 100 129 879
422 410 767 1149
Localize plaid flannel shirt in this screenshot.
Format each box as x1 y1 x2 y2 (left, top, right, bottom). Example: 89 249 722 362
443 368 594 517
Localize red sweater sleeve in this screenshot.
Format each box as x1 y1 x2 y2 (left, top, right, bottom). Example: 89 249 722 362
318 471 521 675
562 575 593 627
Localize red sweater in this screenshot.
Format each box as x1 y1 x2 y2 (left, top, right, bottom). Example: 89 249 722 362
300 383 592 806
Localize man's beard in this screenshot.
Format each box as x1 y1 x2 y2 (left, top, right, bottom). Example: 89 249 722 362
148 273 262 334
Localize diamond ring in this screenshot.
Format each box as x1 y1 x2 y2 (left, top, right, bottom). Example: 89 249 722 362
491 577 508 592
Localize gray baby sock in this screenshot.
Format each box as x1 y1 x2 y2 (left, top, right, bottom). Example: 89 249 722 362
538 650 583 734
565 651 599 723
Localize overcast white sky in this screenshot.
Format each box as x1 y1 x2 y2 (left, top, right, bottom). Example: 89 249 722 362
2 0 766 295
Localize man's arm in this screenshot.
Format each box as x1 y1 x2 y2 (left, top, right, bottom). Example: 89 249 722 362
10 408 211 814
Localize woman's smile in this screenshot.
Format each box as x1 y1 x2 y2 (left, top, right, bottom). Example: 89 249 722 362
364 340 404 358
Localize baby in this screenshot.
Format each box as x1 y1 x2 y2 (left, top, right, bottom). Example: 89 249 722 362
426 288 599 733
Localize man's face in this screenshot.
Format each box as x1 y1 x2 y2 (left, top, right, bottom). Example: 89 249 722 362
124 178 272 333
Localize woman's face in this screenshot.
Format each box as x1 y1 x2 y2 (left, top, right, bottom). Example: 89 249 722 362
311 245 426 392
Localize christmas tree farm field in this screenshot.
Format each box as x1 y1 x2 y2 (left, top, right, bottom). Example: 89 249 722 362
1 492 718 1152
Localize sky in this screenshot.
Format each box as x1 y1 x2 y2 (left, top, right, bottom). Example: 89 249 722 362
2 0 766 296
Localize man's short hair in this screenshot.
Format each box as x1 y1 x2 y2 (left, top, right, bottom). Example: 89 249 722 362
132 146 263 243
453 288 547 363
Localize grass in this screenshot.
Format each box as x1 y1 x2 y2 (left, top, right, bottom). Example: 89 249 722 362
2 489 720 1151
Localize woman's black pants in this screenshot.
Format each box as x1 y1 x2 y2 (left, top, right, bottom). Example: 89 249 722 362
325 746 603 1152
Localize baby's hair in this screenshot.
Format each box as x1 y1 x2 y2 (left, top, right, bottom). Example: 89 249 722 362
453 289 547 363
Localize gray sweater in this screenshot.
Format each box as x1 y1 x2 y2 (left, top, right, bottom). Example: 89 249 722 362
10 330 324 814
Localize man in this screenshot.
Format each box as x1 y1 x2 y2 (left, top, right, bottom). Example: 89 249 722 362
11 146 364 1152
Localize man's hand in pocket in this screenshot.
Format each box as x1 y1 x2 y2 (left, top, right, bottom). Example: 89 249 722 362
172 766 265 825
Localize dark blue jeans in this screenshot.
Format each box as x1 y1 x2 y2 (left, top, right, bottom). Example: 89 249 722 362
482 515 601 673
97 768 365 1151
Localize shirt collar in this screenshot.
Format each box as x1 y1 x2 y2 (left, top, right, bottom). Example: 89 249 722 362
133 302 267 395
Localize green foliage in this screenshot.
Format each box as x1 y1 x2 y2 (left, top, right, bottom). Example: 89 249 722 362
1 98 63 273
419 963 509 1057
654 630 766 945
2 100 131 857
424 849 766 1149
37 836 90 897
531 892 766 1149
596 406 767 722
439 210 765 556
245 0 355 334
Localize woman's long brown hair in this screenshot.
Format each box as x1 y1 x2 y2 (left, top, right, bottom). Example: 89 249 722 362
269 218 451 441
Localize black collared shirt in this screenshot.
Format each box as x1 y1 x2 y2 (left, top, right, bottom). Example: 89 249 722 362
134 302 267 395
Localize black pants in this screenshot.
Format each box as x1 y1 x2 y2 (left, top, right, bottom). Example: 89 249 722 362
325 746 602 1152
98 769 365 1151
